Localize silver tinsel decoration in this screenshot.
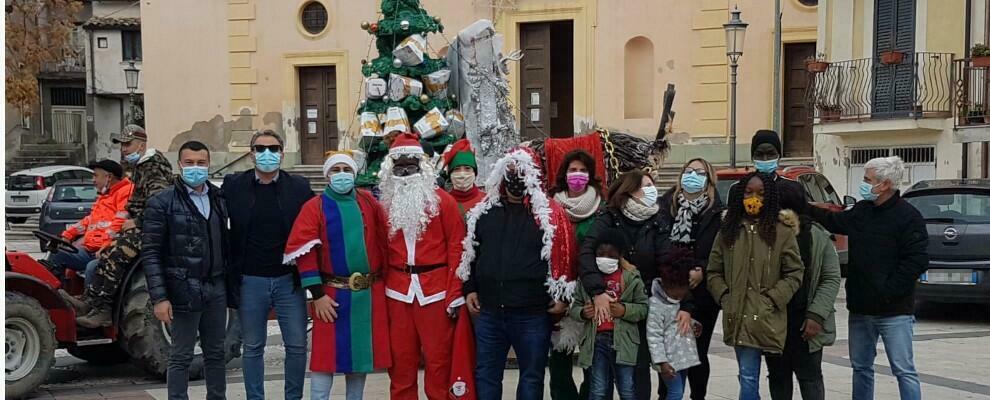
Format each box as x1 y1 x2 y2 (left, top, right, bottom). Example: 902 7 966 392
446 20 520 183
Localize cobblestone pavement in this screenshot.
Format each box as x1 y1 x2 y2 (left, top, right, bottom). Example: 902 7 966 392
7 227 990 400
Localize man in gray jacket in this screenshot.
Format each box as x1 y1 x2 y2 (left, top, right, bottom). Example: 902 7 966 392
765 211 841 400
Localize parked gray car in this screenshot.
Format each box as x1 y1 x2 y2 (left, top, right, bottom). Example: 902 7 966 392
902 179 990 305
38 180 98 249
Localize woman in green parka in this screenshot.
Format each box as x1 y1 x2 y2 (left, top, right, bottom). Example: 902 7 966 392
706 172 804 400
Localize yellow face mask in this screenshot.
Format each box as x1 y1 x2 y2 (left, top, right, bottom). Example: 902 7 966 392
743 196 764 216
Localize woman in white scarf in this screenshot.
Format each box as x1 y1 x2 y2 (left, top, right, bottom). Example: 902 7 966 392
577 169 668 399
547 150 605 399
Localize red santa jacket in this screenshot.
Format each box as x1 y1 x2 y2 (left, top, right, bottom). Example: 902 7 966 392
385 189 467 310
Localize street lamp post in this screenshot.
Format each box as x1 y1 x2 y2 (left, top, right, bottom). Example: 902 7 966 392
724 6 748 168
124 61 140 124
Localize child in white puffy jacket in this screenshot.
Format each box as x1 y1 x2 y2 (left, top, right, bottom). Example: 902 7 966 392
647 250 702 400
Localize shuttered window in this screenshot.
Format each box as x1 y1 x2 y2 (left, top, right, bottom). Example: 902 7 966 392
873 0 916 116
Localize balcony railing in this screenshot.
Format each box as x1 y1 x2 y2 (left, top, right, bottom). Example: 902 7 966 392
954 58 990 128
807 52 954 124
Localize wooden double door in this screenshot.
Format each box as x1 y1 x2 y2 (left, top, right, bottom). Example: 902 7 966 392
298 66 339 165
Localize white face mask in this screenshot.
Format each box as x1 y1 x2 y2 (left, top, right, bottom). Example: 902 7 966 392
450 170 476 191
596 257 620 274
639 185 659 207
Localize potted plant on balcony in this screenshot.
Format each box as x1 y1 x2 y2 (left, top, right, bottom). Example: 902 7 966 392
805 52 830 73
971 44 990 68
880 50 906 65
817 103 842 122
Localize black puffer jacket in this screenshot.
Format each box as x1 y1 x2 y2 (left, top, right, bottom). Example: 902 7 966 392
658 188 724 315
142 181 230 312
579 207 671 296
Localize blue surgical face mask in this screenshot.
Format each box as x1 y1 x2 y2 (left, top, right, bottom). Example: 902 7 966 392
329 172 355 194
255 150 281 173
124 151 141 164
640 185 659 207
859 181 879 201
754 158 779 174
680 172 707 194
181 166 209 187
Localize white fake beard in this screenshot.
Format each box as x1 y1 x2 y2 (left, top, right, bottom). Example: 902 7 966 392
379 161 440 240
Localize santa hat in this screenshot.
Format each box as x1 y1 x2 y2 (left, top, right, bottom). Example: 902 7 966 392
389 132 425 158
443 139 477 173
322 151 357 178
458 146 577 305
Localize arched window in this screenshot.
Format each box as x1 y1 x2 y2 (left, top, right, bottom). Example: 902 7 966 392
624 37 654 119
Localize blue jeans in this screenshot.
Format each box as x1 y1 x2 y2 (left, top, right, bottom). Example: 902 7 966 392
663 370 688 400
474 310 552 400
589 332 635 400
239 274 308 400
49 247 98 284
849 313 921 400
735 346 763 400
310 372 367 400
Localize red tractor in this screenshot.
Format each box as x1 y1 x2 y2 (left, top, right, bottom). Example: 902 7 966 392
5 230 241 399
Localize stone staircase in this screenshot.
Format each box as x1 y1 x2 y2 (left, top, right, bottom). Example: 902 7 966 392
6 143 86 173
284 165 327 192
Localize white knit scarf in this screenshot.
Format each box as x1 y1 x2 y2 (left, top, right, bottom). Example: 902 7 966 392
621 197 659 222
670 192 709 244
553 188 600 222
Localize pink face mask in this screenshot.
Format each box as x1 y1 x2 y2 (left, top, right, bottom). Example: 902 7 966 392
566 172 590 192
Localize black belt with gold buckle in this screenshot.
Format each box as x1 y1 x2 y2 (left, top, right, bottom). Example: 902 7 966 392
321 272 380 291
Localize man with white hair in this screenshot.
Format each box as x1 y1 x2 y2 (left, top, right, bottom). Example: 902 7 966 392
378 132 467 400
803 156 928 400
283 151 392 399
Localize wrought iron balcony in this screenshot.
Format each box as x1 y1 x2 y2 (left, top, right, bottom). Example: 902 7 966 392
954 57 990 128
806 52 954 124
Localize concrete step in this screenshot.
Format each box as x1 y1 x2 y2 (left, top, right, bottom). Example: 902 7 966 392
20 143 85 151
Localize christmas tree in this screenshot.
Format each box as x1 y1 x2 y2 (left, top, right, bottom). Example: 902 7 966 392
355 0 461 187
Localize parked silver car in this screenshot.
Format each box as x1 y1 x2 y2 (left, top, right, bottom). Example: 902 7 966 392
903 179 990 305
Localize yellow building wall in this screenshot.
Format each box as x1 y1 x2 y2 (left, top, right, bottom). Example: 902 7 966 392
142 0 818 165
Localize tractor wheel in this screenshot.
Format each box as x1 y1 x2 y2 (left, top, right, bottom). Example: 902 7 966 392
5 291 57 399
119 268 239 379
67 343 130 366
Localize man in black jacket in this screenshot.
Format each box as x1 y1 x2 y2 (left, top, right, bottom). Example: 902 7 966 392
749 129 807 211
222 130 313 400
803 156 927 400
143 141 229 400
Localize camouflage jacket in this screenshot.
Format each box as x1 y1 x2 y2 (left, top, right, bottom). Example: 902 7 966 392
126 149 173 224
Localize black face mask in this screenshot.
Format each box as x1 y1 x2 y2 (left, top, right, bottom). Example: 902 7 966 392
505 174 527 197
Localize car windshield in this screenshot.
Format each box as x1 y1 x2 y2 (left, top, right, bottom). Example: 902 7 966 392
52 185 98 202
716 179 737 205
6 175 38 190
904 191 990 224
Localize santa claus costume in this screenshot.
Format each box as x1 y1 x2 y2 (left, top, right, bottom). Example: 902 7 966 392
443 138 485 216
457 147 580 399
283 152 391 398
379 133 468 400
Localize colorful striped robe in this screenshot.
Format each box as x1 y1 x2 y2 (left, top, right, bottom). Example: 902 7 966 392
283 188 391 373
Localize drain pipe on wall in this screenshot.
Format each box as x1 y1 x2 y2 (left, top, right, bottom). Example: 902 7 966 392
963 0 972 179
772 0 782 133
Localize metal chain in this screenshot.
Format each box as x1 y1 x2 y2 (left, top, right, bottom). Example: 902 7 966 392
600 128 620 182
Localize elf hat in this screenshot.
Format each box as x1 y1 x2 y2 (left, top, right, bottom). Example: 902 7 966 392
388 132 424 158
443 139 477 172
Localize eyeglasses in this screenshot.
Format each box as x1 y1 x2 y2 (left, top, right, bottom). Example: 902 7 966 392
683 168 708 176
392 164 421 176
253 144 282 153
